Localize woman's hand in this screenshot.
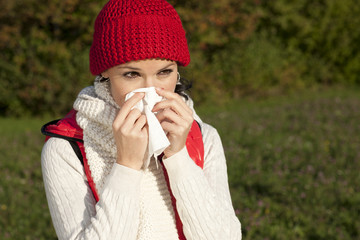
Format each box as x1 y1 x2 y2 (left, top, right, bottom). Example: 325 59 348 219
152 88 194 158
113 92 148 170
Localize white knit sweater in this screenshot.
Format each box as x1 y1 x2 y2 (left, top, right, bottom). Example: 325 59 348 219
41 83 242 240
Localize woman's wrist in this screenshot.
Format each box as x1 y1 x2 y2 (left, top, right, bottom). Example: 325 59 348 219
164 142 186 159
116 158 143 170
163 145 187 160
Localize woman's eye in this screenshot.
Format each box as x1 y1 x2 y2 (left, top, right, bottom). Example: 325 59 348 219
158 69 173 76
123 71 140 78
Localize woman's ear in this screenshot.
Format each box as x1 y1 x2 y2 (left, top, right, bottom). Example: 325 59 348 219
101 70 109 78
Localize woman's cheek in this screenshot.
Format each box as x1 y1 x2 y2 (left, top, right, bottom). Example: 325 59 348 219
161 79 177 92
110 84 126 107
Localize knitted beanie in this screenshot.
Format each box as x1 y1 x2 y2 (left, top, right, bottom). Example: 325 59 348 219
89 0 190 75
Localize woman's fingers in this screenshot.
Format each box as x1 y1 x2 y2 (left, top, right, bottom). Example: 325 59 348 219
121 109 142 132
160 121 176 133
113 92 144 129
153 99 192 118
151 88 195 158
153 88 192 116
153 88 193 127
111 92 149 170
134 114 147 130
156 108 183 125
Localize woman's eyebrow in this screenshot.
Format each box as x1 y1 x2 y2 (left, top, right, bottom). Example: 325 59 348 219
116 66 141 70
159 63 176 71
117 63 176 71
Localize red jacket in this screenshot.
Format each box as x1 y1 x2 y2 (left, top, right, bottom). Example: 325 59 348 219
42 109 204 240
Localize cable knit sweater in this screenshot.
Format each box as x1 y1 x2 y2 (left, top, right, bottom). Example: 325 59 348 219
41 81 242 240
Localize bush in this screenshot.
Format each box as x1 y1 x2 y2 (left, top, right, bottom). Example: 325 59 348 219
1 0 360 117
256 0 360 84
0 0 107 116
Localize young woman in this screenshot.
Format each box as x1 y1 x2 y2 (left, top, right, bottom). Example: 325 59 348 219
41 0 242 239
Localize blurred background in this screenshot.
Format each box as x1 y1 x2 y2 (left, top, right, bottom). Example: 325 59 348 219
0 0 359 239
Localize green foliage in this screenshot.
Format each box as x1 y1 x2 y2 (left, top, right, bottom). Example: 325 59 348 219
172 0 263 103
174 0 360 102
0 0 108 116
1 0 360 116
257 0 360 84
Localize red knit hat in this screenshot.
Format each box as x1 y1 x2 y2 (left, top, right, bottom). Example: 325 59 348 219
89 0 190 75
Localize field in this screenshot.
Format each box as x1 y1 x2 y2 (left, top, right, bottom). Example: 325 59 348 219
0 86 359 239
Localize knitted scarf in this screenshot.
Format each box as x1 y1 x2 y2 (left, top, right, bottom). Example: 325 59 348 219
73 77 201 192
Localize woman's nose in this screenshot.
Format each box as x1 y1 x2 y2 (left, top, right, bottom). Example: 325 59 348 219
144 77 155 88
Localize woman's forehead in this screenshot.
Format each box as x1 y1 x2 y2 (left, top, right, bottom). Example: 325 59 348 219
114 59 176 71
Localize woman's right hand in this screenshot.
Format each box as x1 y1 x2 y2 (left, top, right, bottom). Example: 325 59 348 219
113 92 148 170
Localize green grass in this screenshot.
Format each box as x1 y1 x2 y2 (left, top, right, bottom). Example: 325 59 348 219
0 117 56 239
199 86 360 239
1 86 359 239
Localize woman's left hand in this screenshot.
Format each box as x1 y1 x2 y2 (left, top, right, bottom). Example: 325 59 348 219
152 88 194 158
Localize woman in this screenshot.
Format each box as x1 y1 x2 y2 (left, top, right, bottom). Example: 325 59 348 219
41 0 242 239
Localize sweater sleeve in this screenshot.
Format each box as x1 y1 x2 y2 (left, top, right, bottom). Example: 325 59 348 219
41 137 142 240
162 123 242 240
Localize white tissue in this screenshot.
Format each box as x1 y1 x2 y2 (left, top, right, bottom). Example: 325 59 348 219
125 87 170 168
